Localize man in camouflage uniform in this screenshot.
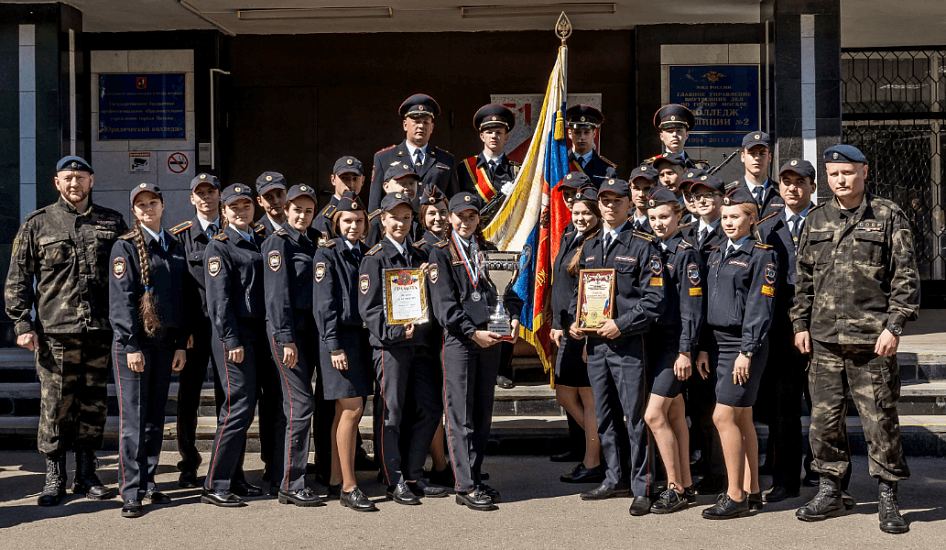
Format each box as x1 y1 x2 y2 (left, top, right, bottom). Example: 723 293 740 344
5 156 126 506
791 145 919 534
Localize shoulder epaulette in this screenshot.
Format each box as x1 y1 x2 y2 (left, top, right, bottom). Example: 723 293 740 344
508 159 521 167
366 243 383 256
368 209 382 221
274 228 288 236
599 155 617 168
376 144 396 155
725 180 740 190
319 204 336 218
323 239 336 248
436 239 449 248
754 242 773 250
214 233 229 242
413 239 427 249
170 220 193 235
632 230 656 242
758 211 780 225
678 221 694 231
434 146 452 155
677 239 693 249
641 155 661 164
809 202 826 213
252 222 266 234
119 231 136 241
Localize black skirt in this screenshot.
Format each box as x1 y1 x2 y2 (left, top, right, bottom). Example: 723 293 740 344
554 335 590 388
320 326 374 400
647 325 687 398
711 328 768 407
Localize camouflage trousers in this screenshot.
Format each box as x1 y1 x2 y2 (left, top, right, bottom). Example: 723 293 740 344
35 331 112 457
808 340 910 482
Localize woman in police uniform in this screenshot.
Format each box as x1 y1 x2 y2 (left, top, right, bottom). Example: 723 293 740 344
201 184 269 508
698 187 778 520
643 187 704 514
313 191 376 512
109 183 187 518
428 192 523 512
261 184 324 507
551 182 604 485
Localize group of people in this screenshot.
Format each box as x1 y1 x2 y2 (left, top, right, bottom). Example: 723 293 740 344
4 94 919 535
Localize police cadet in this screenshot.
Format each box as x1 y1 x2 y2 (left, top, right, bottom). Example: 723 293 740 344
415 183 450 247
755 159 816 505
5 155 125 506
458 104 521 224
550 179 604 485
697 187 778 520
652 153 688 199
359 191 446 506
201 184 268 508
366 163 424 247
261 183 325 507
428 191 523 511
643 187 703 514
566 104 618 188
313 191 377 512
109 183 187 518
792 145 919 534
369 93 458 211
312 156 365 243
680 170 728 260
628 164 657 234
724 132 784 219
653 104 703 169
567 178 666 517
169 172 226 489
257 171 289 237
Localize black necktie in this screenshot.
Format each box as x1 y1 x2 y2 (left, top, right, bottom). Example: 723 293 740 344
603 233 612 253
351 246 361 263
206 223 217 239
790 215 803 247
698 226 707 247
725 244 735 259
752 186 764 207
414 149 424 167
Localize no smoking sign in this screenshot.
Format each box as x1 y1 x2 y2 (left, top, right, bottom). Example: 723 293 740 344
168 152 189 174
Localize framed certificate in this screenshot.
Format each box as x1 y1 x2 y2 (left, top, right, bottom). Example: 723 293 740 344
577 269 616 331
383 268 429 326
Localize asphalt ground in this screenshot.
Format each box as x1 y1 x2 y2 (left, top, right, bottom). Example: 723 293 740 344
0 451 943 549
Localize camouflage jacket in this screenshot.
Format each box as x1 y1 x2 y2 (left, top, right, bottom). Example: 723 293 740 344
790 192 919 345
5 197 127 335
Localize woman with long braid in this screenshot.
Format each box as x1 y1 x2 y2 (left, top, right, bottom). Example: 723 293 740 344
109 183 187 518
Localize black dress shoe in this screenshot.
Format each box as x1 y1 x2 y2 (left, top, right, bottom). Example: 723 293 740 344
683 486 697 503
178 470 199 489
121 499 143 518
408 480 448 498
341 487 378 512
386 483 421 505
580 484 630 500
231 479 262 497
144 489 171 505
201 490 245 507
702 493 750 520
550 450 581 463
278 487 326 507
496 375 515 389
429 467 455 487
456 488 497 511
694 474 727 495
763 486 799 503
478 484 501 503
629 495 651 516
651 488 689 514
561 463 605 484
326 483 342 500
748 492 763 512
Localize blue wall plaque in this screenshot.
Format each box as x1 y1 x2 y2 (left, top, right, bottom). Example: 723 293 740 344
98 74 186 140
669 65 759 148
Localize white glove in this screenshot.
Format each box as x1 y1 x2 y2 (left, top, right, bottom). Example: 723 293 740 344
501 182 515 196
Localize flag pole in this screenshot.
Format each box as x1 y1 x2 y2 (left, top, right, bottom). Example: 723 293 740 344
550 12 571 388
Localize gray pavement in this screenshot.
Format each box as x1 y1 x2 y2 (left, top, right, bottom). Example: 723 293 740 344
0 451 943 549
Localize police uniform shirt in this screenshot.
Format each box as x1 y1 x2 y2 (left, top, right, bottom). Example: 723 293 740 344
5 197 127 335
654 233 704 353
262 225 317 347
170 216 219 331
705 236 778 353
413 230 444 254
368 141 458 212
570 224 667 335
632 213 652 235
365 212 424 249
681 218 727 263
109 227 187 353
358 236 431 348
727 177 785 219
568 149 618 188
550 226 586 331
313 237 367 352
204 224 266 350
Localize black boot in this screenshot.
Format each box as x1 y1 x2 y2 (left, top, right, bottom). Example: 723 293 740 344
796 475 846 522
878 480 909 534
37 454 67 506
74 450 115 500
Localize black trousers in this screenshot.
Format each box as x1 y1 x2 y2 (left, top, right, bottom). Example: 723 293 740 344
442 333 502 493
176 317 225 472
269 321 316 493
587 335 654 497
113 339 176 502
204 322 263 493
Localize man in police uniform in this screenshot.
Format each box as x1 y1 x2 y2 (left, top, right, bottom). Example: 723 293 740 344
458 105 521 216
627 164 657 235
5 156 126 505
312 156 365 243
791 145 919 534
168 173 226 488
724 132 784 219
256 171 289 237
566 105 618 188
653 104 703 169
368 94 458 211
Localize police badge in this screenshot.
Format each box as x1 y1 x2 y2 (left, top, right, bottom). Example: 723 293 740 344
650 257 663 276
314 262 326 282
113 257 127 279
687 263 701 285
208 256 221 277
268 250 281 271
764 262 777 285
360 274 370 294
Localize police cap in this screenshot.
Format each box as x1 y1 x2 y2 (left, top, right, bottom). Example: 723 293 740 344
778 158 816 181
628 164 658 185
576 185 598 202
130 182 162 204
824 144 868 165
722 187 756 206
652 152 686 170
647 186 679 209
419 183 447 205
384 162 419 182
560 171 590 190
333 156 364 176
190 173 221 191
565 105 603 129
474 104 515 132
742 131 771 150
685 172 725 194
381 191 415 213
399 93 441 119
257 171 287 195
286 184 316 203
449 191 484 214
56 155 93 174
222 183 254 206
597 178 631 198
654 104 695 130
336 190 366 213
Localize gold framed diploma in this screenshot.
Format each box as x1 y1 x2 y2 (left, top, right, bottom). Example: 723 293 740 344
383 268 429 326
577 269 616 331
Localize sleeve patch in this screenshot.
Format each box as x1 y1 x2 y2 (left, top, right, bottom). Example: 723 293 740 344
428 264 439 283
359 274 370 294
649 257 663 276
687 263 701 286
314 262 326 282
688 287 703 296
649 277 663 287
268 250 281 271
764 263 777 285
207 256 222 277
761 285 776 297
112 257 127 279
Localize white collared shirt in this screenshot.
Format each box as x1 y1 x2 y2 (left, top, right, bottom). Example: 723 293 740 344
140 224 165 247
233 226 253 243
385 235 407 256
406 142 429 163
266 216 282 232
785 203 812 231
698 217 720 235
197 216 220 232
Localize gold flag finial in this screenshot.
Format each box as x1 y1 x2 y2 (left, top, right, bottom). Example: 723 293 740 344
555 12 572 45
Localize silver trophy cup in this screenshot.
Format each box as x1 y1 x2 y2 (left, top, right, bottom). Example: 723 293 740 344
480 249 529 339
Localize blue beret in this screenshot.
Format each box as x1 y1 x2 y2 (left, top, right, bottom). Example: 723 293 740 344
57 155 93 174
824 144 867 165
